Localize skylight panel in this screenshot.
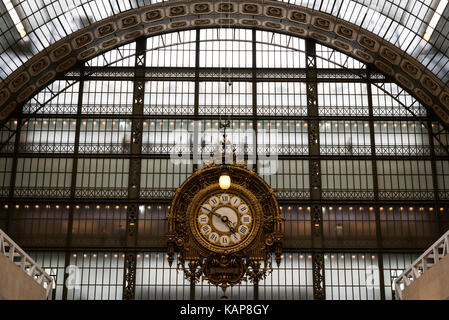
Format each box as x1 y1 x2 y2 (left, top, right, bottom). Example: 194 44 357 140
2 0 27 38
424 0 448 41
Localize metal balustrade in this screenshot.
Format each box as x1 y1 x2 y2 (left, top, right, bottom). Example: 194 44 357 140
394 229 449 300
0 228 53 299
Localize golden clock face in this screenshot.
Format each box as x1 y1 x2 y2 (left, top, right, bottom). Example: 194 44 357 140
188 184 261 254
196 193 253 247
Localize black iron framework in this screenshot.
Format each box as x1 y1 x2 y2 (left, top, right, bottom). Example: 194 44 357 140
1 29 449 300
305 38 325 300
366 65 386 300
122 38 147 300
62 67 84 300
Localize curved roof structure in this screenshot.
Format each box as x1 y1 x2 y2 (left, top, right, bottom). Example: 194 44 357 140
0 0 448 82
1 0 449 126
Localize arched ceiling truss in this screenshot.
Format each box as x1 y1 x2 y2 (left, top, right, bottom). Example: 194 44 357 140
1 0 449 127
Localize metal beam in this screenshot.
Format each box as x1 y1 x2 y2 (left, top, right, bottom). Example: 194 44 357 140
59 66 371 83
427 117 444 237
367 66 386 300
306 38 325 300
63 66 85 300
2 198 447 206
122 37 146 300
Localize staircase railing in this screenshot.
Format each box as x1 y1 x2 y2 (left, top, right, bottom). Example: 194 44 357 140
394 229 449 300
0 228 53 299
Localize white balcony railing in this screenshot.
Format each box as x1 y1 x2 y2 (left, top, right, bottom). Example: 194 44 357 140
0 228 53 299
394 229 449 300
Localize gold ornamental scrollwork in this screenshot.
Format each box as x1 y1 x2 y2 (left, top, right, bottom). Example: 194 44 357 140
167 163 283 291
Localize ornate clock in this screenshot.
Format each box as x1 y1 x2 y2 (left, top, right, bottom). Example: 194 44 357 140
167 163 283 290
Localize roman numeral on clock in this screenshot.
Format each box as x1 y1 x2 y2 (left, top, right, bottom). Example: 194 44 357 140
201 225 211 235
241 215 251 224
209 233 218 242
210 197 219 206
239 225 248 235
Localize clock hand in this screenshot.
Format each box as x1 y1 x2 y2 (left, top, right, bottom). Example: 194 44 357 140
216 214 236 234
219 217 236 234
202 206 224 220
200 206 236 234
225 221 237 234
200 205 212 213
201 206 217 216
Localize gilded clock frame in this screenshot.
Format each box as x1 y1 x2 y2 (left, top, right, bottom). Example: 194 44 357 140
188 183 263 254
167 163 283 289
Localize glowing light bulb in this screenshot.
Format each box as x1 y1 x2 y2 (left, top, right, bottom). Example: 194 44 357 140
219 173 231 190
